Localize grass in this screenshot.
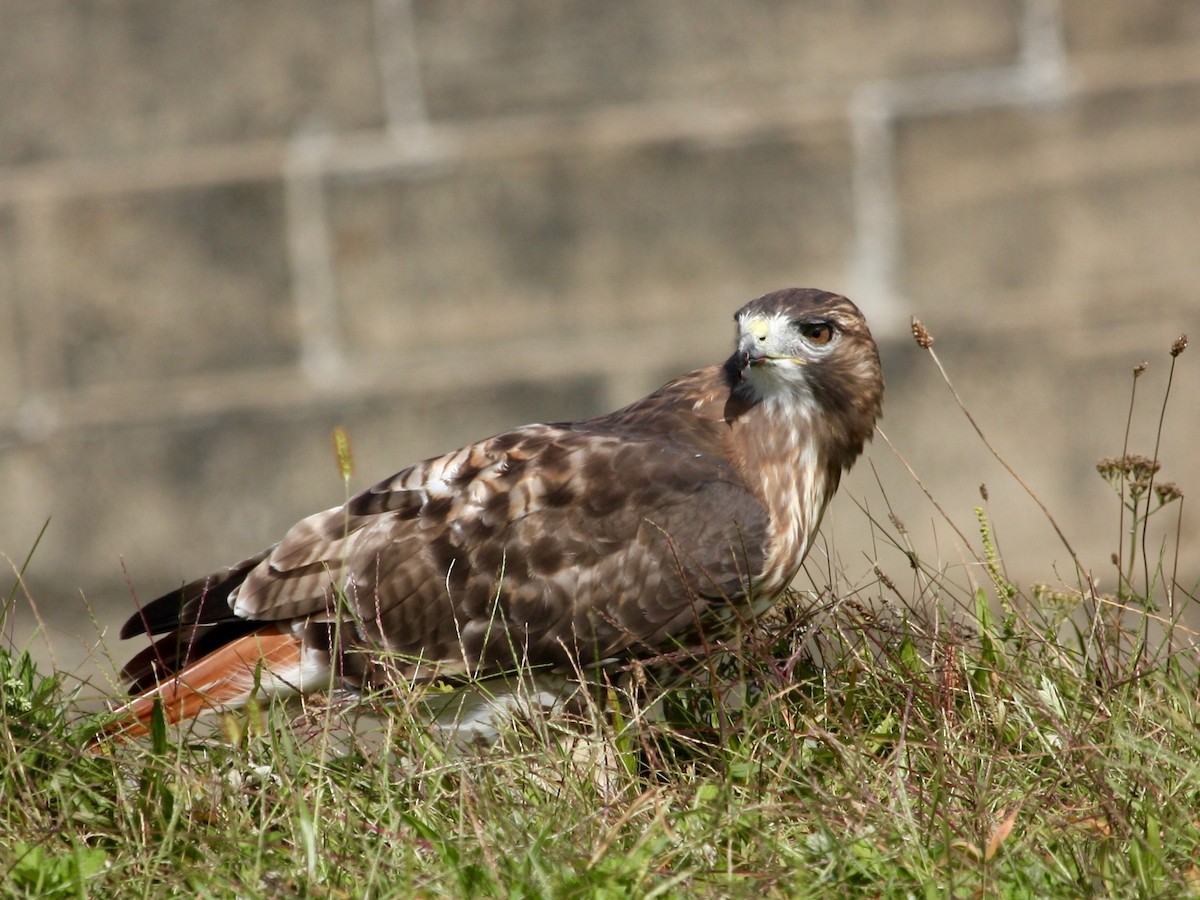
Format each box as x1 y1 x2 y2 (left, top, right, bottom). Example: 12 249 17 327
2 326 1196 898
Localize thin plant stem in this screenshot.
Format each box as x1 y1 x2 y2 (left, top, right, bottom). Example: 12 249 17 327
920 345 1093 601
1140 351 1181 601
1117 368 1141 599
1167 497 1184 656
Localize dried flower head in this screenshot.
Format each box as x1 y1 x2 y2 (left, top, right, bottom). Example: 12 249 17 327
911 317 934 349
1171 334 1189 358
1096 454 1160 487
979 483 989 502
1133 361 1148 378
1154 482 1184 505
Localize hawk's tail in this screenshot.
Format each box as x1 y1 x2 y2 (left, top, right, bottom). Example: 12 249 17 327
93 625 323 743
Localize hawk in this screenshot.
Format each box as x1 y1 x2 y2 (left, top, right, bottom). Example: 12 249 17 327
106 288 883 739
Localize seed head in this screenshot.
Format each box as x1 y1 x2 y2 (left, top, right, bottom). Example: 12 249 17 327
979 483 989 502
1171 334 1189 358
1133 361 1148 378
911 317 934 349
873 565 898 593
332 426 354 481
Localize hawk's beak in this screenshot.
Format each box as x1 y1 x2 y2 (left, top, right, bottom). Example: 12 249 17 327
733 331 761 372
735 330 805 369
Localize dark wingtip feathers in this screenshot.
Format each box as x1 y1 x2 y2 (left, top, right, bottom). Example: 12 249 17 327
118 549 272 640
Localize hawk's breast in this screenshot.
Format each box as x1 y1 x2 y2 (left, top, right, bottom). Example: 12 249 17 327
735 404 829 603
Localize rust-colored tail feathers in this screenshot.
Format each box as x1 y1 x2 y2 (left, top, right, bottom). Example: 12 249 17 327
96 625 314 742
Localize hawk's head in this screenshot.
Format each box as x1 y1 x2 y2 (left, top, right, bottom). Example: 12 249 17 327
726 288 883 445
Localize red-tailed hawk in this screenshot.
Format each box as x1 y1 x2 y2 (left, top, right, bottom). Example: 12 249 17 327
106 288 883 738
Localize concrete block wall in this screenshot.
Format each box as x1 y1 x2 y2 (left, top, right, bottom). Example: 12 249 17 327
0 1 1196 677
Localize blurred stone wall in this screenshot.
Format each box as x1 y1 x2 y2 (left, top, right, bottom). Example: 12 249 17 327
0 1 1197 679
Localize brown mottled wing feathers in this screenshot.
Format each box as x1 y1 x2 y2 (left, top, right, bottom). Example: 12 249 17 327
218 420 768 679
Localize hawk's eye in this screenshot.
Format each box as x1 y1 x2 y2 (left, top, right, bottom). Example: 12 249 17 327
799 321 834 345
